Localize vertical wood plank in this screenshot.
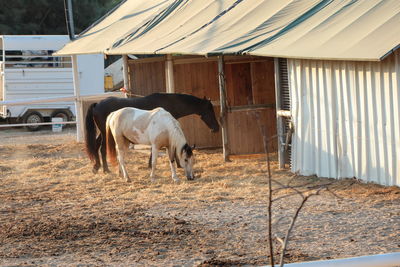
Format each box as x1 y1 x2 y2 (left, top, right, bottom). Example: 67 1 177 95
219 56 230 161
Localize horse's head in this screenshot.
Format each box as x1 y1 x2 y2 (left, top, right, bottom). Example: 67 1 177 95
180 144 195 180
201 97 220 133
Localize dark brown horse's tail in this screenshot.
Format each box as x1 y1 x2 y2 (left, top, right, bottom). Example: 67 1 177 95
85 103 98 162
106 121 118 167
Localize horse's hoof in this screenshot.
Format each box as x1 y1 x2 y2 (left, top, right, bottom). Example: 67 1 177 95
92 168 98 174
103 169 111 174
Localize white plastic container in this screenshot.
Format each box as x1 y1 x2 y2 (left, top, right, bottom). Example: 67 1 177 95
52 117 63 132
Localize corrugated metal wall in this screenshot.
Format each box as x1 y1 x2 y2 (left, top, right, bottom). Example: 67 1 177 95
289 50 400 186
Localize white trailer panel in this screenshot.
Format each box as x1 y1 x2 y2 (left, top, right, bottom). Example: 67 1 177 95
0 35 104 126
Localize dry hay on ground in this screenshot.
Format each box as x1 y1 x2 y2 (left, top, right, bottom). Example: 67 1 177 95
0 140 399 266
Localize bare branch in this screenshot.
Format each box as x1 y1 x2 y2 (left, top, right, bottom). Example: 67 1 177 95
252 111 275 267
272 179 304 198
276 236 285 246
251 110 341 267
325 187 345 200
279 187 326 267
272 181 315 193
273 192 305 202
287 174 299 187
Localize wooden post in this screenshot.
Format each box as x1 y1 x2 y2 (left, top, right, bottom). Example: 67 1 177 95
218 56 230 161
274 58 285 169
71 54 83 142
165 54 175 93
122 55 130 97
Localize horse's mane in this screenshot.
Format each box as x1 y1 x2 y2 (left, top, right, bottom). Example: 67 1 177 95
167 117 188 161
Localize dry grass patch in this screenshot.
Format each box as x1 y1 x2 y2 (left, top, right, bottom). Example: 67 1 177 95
0 140 399 266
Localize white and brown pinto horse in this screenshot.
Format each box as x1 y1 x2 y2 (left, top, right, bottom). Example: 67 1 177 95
106 107 195 182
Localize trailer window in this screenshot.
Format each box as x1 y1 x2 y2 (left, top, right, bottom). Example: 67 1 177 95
1 50 72 68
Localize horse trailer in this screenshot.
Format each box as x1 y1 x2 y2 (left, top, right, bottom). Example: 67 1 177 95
0 35 104 130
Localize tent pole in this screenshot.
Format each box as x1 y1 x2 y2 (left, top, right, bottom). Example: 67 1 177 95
218 56 230 161
165 54 175 93
274 58 285 169
71 55 83 142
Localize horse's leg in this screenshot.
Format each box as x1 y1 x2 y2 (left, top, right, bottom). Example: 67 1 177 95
150 146 158 182
92 135 102 173
100 132 111 174
116 140 130 182
148 153 152 168
175 154 182 168
167 148 179 182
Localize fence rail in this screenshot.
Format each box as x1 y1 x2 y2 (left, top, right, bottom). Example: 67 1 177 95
0 92 124 129
0 121 76 128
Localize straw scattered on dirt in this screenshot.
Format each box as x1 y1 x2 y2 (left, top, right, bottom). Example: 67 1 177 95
0 130 399 266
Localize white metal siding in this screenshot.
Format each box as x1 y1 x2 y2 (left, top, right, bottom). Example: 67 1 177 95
5 68 74 97
4 68 75 117
2 54 104 118
76 54 104 95
289 50 400 186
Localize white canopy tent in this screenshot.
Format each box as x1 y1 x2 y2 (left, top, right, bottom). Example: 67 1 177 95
56 0 400 61
55 0 400 186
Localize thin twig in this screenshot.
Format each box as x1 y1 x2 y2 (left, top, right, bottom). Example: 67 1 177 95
251 110 341 267
286 174 299 187
272 191 307 202
253 111 275 267
272 181 316 193
276 236 285 246
279 187 325 267
272 179 304 198
325 187 344 200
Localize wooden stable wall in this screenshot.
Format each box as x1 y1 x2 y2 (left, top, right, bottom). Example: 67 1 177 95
224 57 277 154
173 57 221 148
128 57 166 96
127 55 277 155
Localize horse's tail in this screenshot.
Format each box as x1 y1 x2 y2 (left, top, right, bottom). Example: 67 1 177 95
85 103 98 162
106 119 118 167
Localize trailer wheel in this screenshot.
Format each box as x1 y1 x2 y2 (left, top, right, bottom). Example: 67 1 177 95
23 111 43 131
51 110 71 128
51 110 70 120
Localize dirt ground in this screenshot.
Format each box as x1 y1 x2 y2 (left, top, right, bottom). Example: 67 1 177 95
0 128 399 266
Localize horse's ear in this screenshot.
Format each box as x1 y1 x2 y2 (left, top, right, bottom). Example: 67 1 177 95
191 144 196 150
203 96 207 100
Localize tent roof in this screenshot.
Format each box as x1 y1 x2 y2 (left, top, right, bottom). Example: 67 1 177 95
55 0 400 61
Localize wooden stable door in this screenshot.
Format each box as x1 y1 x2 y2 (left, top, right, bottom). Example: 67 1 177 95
224 59 277 155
